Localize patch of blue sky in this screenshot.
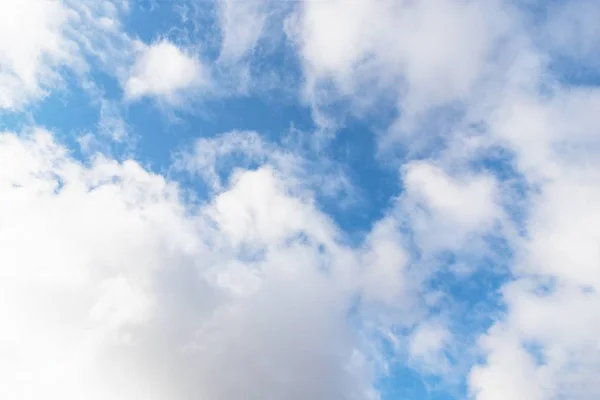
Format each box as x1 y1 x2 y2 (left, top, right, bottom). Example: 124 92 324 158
380 369 463 400
372 326 466 400
321 118 401 237
32 79 97 139
549 57 600 87
123 0 214 46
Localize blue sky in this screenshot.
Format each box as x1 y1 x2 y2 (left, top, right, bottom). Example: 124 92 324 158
1 1 600 399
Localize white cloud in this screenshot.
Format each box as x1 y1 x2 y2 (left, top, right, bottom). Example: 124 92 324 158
208 166 336 249
408 320 451 372
0 0 138 111
288 0 515 130
469 331 553 400
65 0 138 79
0 128 410 400
470 282 600 399
124 40 209 104
0 0 80 109
217 0 267 63
175 130 355 203
401 161 499 252
403 162 498 229
360 217 408 305
469 84 600 399
175 130 297 191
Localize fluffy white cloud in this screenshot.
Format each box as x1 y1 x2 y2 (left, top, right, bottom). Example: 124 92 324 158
470 282 600 399
469 84 600 399
0 0 137 111
360 218 408 305
0 0 80 109
288 0 515 130
401 161 500 252
0 128 415 400
124 40 209 103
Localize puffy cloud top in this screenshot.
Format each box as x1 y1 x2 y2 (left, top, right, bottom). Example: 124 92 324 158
125 41 209 103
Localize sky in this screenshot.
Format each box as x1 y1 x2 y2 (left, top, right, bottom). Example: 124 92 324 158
1 0 600 399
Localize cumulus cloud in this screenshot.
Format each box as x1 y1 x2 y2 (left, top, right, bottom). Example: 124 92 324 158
468 84 600 399
0 129 414 400
0 0 138 111
401 161 500 251
0 0 80 109
287 0 514 131
124 40 209 104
